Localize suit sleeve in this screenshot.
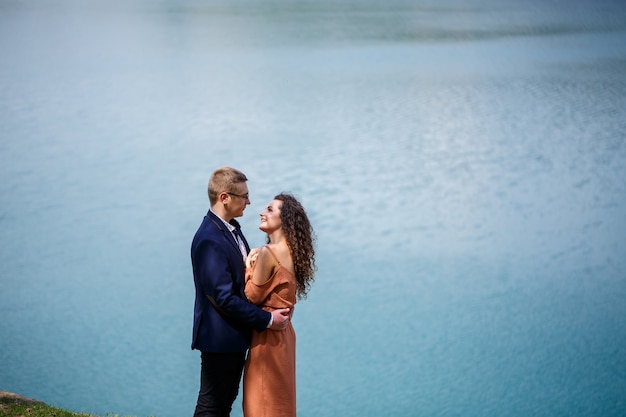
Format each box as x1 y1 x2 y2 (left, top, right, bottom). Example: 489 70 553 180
195 239 270 332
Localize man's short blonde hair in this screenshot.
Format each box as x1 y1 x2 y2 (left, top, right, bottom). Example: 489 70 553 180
208 167 248 205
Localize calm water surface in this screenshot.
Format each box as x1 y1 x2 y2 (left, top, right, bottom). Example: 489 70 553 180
1 1 625 416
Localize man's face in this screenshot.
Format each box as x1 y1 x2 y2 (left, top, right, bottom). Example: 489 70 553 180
225 183 250 218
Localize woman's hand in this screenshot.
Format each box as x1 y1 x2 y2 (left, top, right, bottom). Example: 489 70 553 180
246 248 260 269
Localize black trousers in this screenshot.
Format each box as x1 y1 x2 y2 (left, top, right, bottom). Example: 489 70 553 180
194 351 247 417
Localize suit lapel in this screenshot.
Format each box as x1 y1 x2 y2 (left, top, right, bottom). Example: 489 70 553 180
207 211 240 253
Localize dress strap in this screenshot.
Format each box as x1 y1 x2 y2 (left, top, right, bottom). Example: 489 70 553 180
264 245 281 265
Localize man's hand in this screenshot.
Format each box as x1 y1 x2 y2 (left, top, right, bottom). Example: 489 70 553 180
269 308 290 330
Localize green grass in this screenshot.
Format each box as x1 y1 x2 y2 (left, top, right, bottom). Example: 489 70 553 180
0 392 91 417
0 392 156 417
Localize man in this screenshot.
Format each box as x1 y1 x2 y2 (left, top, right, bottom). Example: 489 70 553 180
191 167 290 417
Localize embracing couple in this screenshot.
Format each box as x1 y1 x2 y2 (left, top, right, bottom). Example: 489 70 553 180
190 167 316 417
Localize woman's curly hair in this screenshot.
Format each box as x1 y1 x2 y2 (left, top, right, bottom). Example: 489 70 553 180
270 192 316 299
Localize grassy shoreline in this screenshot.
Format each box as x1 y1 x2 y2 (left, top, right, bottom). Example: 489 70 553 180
0 391 163 417
0 391 100 417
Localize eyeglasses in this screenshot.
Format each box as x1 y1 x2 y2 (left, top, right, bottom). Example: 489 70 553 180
227 192 250 201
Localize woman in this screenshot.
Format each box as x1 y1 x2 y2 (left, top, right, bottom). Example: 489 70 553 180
242 193 316 417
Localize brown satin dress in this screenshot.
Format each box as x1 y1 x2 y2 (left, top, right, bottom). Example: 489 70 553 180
243 246 297 417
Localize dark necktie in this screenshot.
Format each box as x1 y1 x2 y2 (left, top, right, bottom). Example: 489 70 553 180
233 229 247 261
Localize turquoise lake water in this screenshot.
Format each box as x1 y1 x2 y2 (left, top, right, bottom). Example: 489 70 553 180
1 1 625 416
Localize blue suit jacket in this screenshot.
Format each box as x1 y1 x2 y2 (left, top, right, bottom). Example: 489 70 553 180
191 210 270 352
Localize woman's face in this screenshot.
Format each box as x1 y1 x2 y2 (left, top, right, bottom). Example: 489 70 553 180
259 199 283 233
